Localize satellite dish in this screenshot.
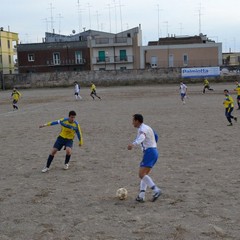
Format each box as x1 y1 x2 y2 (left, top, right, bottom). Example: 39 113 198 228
72 30 76 34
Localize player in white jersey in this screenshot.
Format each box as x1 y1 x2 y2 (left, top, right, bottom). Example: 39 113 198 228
179 82 187 104
128 114 162 202
74 82 82 100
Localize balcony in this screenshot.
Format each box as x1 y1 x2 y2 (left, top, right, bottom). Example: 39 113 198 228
91 37 133 47
46 58 86 66
92 55 134 64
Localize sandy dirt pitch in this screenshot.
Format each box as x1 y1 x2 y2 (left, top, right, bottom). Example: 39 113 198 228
0 83 239 240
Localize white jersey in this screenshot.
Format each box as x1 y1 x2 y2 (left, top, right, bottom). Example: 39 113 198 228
75 84 80 93
133 123 157 151
180 83 187 94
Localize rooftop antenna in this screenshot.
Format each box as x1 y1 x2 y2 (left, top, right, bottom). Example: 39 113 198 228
157 4 163 39
25 33 29 43
197 2 203 34
118 0 124 32
57 13 63 34
42 18 49 32
163 21 169 37
87 3 92 29
233 37 236 52
95 11 100 31
48 3 55 33
113 0 118 32
179 22 183 35
77 0 84 33
106 4 113 32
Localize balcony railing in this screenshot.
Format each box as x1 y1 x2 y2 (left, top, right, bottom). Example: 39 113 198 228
93 55 133 64
91 37 132 47
46 58 86 66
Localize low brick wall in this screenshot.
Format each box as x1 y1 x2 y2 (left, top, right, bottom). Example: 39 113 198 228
1 69 239 90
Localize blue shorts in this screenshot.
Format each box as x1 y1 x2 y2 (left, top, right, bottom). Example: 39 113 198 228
53 136 73 151
140 148 158 168
181 93 186 98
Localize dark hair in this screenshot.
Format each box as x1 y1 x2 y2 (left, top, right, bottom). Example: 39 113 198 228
69 110 76 117
133 114 143 123
224 89 229 93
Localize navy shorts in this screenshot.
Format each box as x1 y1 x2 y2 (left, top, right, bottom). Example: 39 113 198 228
53 136 73 151
181 93 186 98
140 148 158 168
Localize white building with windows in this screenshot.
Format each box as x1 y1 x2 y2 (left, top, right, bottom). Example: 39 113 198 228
140 34 222 69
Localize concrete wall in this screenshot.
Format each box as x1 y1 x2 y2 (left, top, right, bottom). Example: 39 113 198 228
1 69 239 90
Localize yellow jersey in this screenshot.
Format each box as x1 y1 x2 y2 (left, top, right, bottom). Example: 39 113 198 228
91 84 96 92
204 79 209 86
234 85 240 96
47 118 83 145
223 95 234 108
11 90 21 101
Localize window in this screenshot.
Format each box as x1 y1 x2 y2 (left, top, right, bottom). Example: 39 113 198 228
151 56 158 68
28 54 35 62
9 55 11 64
98 51 106 62
183 54 188 66
7 40 10 48
168 54 174 67
53 52 60 65
120 50 127 61
75 51 83 64
120 67 127 70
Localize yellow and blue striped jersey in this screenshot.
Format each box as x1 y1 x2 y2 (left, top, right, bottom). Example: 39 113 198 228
47 118 83 145
223 95 234 108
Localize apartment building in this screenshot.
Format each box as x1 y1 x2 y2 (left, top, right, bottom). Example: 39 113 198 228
89 26 142 71
140 34 222 69
17 26 142 73
0 27 19 74
17 41 90 73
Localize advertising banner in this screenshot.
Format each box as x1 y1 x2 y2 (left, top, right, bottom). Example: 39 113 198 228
181 67 220 78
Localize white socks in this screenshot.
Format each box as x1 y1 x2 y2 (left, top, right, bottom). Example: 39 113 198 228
139 180 147 198
139 175 158 198
142 175 155 189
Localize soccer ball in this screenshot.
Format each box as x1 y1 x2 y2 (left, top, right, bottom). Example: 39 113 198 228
116 188 128 200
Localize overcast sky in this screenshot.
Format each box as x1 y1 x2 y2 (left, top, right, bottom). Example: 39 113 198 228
1 0 240 52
